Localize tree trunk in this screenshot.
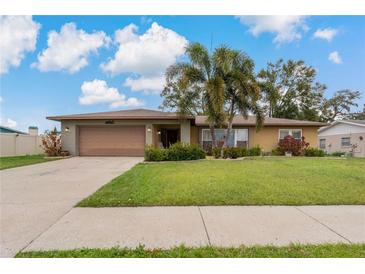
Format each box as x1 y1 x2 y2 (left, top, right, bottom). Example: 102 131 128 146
223 102 235 149
209 123 217 149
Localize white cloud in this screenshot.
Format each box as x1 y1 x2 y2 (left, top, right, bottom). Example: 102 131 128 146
0 16 40 74
329 51 342 64
236 16 308 44
3 118 18 128
313 28 338 41
79 79 143 108
124 75 165 94
0 96 2 103
33 23 110 73
101 22 188 93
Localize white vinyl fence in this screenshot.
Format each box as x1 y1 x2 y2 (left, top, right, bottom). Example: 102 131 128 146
0 133 44 156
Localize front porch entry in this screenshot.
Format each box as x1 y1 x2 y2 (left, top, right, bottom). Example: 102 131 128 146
154 125 181 148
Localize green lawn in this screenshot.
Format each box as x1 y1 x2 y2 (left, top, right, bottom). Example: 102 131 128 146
0 155 60 170
16 243 365 258
78 157 365 207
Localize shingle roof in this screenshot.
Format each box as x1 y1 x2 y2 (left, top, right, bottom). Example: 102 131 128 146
347 120 365 125
195 115 326 126
318 119 365 132
47 108 193 121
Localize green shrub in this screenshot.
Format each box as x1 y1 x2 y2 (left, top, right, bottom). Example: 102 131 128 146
212 147 222 159
271 147 283 156
239 147 248 157
145 143 206 161
248 145 262 156
188 144 207 160
225 147 241 159
304 147 325 157
144 146 167 161
331 151 346 157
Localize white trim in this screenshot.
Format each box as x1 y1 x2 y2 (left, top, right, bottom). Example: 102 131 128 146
319 138 326 149
278 129 302 141
201 128 248 148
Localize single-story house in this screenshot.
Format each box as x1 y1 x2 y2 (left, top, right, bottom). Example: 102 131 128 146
47 108 326 156
318 120 365 157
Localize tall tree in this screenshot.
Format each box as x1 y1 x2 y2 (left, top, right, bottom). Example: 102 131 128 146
320 90 362 122
258 59 326 121
161 43 225 147
347 104 365 120
161 43 263 148
213 46 263 147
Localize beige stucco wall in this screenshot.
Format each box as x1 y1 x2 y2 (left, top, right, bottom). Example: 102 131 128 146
249 126 319 152
190 125 199 144
318 133 365 157
61 119 192 155
0 133 43 156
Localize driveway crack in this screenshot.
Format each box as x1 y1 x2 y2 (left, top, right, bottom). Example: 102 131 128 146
198 206 211 246
294 206 352 244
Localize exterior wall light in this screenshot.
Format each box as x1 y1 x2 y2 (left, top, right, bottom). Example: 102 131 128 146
158 130 161 135
64 127 70 132
147 127 151 132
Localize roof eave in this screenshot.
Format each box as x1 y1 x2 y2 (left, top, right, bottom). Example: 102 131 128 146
47 116 194 121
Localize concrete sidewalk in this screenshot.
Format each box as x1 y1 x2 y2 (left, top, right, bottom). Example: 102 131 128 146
24 205 365 252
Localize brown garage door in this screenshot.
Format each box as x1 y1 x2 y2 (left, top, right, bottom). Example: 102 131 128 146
79 126 145 156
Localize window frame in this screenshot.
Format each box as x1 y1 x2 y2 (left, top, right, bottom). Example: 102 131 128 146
201 128 248 148
319 138 326 149
341 137 351 147
278 129 302 141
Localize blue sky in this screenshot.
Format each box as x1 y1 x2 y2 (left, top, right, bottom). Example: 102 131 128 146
1 15 364 132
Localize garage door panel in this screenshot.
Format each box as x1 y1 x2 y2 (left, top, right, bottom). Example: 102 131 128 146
79 126 145 156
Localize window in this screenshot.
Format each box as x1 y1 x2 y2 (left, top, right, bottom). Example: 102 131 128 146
319 139 326 149
201 129 248 148
279 129 302 140
341 137 351 147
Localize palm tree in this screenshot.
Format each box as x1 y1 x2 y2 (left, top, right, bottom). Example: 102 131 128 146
162 43 263 149
213 46 264 147
162 43 225 147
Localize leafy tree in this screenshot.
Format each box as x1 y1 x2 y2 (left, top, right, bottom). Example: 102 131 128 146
161 43 263 148
213 46 263 147
258 59 325 121
320 90 362 122
346 104 365 120
161 43 226 147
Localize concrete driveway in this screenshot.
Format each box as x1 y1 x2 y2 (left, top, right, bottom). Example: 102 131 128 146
0 156 143 257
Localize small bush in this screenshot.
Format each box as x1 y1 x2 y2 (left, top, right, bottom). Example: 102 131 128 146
228 147 241 159
278 136 309 156
331 151 346 157
248 145 262 156
271 147 283 156
144 146 167 161
41 128 62 156
304 147 325 157
212 147 222 159
145 143 205 161
239 147 248 157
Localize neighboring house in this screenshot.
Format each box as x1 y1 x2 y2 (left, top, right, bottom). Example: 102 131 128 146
0 126 43 156
318 120 365 157
47 108 325 156
0 126 28 135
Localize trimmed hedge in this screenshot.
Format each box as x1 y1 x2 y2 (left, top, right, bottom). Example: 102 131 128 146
331 151 346 157
144 143 206 162
304 147 325 157
213 146 261 159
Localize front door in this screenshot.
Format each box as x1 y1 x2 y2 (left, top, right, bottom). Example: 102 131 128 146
161 129 180 148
